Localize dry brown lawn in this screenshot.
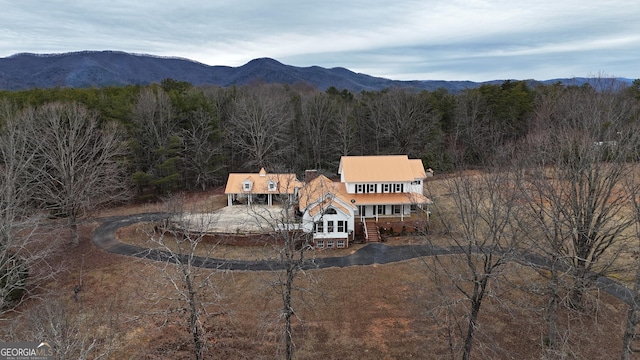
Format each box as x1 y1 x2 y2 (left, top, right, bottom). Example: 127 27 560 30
1 183 635 359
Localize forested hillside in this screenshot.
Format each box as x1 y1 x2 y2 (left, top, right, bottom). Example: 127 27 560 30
1 77 639 200
0 51 489 92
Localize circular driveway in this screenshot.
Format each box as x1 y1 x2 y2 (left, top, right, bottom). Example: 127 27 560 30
91 212 636 305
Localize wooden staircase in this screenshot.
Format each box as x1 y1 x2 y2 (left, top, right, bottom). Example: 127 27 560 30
365 220 381 242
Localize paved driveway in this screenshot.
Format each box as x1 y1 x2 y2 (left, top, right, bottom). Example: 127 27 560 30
91 212 636 306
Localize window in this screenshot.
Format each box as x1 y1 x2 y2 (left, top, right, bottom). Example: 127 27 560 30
327 240 334 248
377 205 385 215
324 208 337 215
316 240 324 249
268 180 277 191
327 220 334 232
393 205 402 214
337 240 345 248
383 183 390 193
356 184 364 193
394 183 403 192
410 204 417 213
367 184 376 193
411 180 421 185
315 221 324 233
337 221 345 232
243 181 252 191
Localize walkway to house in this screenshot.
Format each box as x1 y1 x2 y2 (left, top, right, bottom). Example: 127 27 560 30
91 212 635 306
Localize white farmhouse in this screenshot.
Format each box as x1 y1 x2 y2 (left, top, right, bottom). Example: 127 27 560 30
299 155 432 248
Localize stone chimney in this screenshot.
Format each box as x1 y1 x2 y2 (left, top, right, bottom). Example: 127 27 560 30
305 169 319 182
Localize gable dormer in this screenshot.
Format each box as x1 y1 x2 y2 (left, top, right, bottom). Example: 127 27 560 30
267 179 277 192
242 179 253 192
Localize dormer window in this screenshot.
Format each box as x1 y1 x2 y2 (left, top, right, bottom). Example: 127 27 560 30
242 180 253 191
268 180 277 191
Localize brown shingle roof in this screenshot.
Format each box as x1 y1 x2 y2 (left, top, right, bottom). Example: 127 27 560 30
408 159 426 179
224 169 300 194
299 175 356 214
299 174 431 216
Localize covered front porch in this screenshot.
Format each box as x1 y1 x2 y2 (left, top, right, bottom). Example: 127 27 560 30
354 209 430 242
355 203 430 222
226 192 296 207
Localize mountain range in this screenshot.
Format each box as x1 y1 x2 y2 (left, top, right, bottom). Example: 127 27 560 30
0 50 632 92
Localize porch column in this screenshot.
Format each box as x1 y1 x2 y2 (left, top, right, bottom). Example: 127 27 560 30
228 194 233 207
268 194 273 206
401 205 404 221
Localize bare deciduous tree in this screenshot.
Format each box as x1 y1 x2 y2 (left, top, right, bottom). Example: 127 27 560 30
448 89 498 165
516 80 640 356
382 88 440 158
620 167 640 360
0 102 59 315
181 108 224 190
226 84 294 170
522 83 636 308
131 87 176 164
334 100 356 157
246 173 317 360
24 102 130 244
619 89 640 360
298 92 340 170
425 168 522 360
10 296 119 360
143 196 226 360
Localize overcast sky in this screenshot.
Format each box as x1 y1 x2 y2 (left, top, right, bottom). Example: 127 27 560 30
1 0 638 82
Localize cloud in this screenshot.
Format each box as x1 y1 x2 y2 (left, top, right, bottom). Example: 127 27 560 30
0 0 638 81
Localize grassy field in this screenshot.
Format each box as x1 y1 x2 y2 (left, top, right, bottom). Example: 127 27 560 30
1 181 635 359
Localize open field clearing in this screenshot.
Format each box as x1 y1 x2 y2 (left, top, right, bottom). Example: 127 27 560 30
2 174 639 359
3 228 629 359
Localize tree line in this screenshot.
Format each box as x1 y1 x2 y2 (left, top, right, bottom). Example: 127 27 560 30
3 78 637 199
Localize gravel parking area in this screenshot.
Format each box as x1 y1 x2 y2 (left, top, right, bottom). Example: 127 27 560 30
175 205 295 233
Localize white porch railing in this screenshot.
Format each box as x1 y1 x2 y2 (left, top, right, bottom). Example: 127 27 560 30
362 217 369 241
276 223 302 231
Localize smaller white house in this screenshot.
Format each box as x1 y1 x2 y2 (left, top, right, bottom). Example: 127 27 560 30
298 175 356 249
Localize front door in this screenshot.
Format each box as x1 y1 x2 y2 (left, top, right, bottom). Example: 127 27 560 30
358 205 366 217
